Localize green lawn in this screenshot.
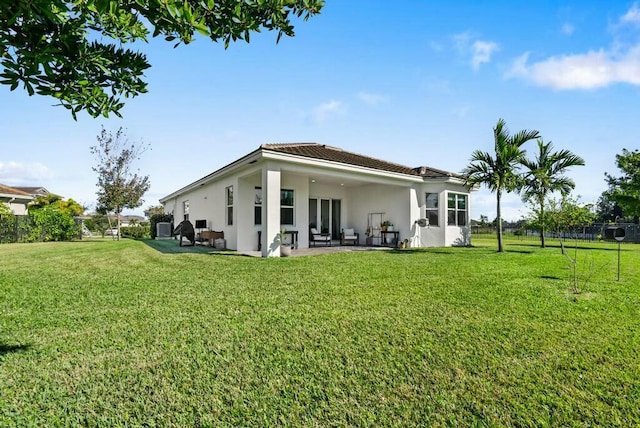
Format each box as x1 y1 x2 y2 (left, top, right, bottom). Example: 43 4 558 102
1 237 639 426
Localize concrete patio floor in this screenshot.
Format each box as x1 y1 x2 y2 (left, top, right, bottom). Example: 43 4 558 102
213 245 396 257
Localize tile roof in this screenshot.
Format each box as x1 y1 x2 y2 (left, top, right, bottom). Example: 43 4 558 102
0 184 32 197
261 143 460 179
14 186 49 196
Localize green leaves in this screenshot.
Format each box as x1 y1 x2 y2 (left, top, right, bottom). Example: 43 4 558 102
1 0 324 119
91 127 151 219
605 148 640 218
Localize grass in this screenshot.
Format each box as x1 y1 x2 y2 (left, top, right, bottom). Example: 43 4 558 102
1 237 639 426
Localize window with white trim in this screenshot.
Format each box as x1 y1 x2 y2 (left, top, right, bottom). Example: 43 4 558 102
447 193 467 226
254 187 262 225
281 189 294 225
425 193 439 226
226 186 233 226
183 200 190 221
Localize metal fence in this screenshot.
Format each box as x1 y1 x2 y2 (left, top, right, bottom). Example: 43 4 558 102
0 214 83 244
472 223 640 244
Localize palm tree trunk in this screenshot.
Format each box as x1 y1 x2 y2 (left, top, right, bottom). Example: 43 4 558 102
540 198 546 248
497 190 504 252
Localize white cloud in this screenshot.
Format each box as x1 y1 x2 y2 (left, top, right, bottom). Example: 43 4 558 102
453 32 472 51
505 47 640 89
471 40 499 70
0 161 53 184
452 32 499 70
357 92 386 106
312 100 345 122
506 4 640 89
561 22 575 36
620 3 640 26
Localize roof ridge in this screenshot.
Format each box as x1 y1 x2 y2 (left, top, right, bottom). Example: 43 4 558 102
261 142 320 149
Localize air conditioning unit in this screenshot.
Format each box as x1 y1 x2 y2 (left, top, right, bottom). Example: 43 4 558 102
156 222 172 238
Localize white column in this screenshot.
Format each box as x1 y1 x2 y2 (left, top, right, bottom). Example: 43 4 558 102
262 165 281 257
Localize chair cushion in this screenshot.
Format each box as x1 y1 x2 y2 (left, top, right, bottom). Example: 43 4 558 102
310 228 319 235
343 228 355 236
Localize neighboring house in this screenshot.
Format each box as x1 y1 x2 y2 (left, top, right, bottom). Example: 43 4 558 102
118 215 146 226
160 143 474 257
0 184 34 215
13 186 50 198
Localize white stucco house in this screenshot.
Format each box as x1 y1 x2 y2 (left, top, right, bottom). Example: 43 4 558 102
0 184 34 215
159 143 474 257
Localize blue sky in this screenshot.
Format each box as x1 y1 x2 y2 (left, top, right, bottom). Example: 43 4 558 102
2 1 640 220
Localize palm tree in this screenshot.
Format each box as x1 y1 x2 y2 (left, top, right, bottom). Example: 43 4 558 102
521 139 585 248
463 119 540 252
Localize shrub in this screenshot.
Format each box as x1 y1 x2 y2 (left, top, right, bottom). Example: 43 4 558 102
29 205 79 241
120 225 150 239
0 213 17 243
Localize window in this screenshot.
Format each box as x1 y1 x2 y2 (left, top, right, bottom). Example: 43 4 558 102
254 187 262 225
281 189 294 225
447 193 467 226
183 200 190 221
226 186 233 226
425 193 439 226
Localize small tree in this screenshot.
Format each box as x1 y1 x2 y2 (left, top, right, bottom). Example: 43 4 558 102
91 127 150 240
85 213 110 238
543 195 597 294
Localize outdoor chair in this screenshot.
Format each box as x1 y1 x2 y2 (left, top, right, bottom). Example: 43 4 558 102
310 227 331 246
340 228 359 246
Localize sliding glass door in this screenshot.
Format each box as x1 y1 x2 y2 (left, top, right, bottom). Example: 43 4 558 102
308 198 341 236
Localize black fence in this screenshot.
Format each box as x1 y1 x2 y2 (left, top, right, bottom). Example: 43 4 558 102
0 214 83 244
472 223 640 244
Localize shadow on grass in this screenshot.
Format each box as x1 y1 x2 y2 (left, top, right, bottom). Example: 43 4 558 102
387 247 491 256
505 248 535 254
0 343 31 356
142 239 213 255
507 241 628 252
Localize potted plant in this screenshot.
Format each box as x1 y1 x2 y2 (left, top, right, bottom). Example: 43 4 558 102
279 228 292 257
399 238 409 249
381 220 393 232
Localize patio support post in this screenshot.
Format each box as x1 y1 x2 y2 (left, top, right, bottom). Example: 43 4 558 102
262 165 281 257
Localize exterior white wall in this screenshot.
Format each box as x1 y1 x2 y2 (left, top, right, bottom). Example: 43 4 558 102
162 175 240 249
411 182 472 247
444 183 472 246
414 183 447 247
347 183 412 244
160 155 474 254
8 201 29 215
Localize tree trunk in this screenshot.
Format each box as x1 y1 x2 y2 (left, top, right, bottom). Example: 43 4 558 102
540 200 546 248
117 210 121 241
497 190 504 252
